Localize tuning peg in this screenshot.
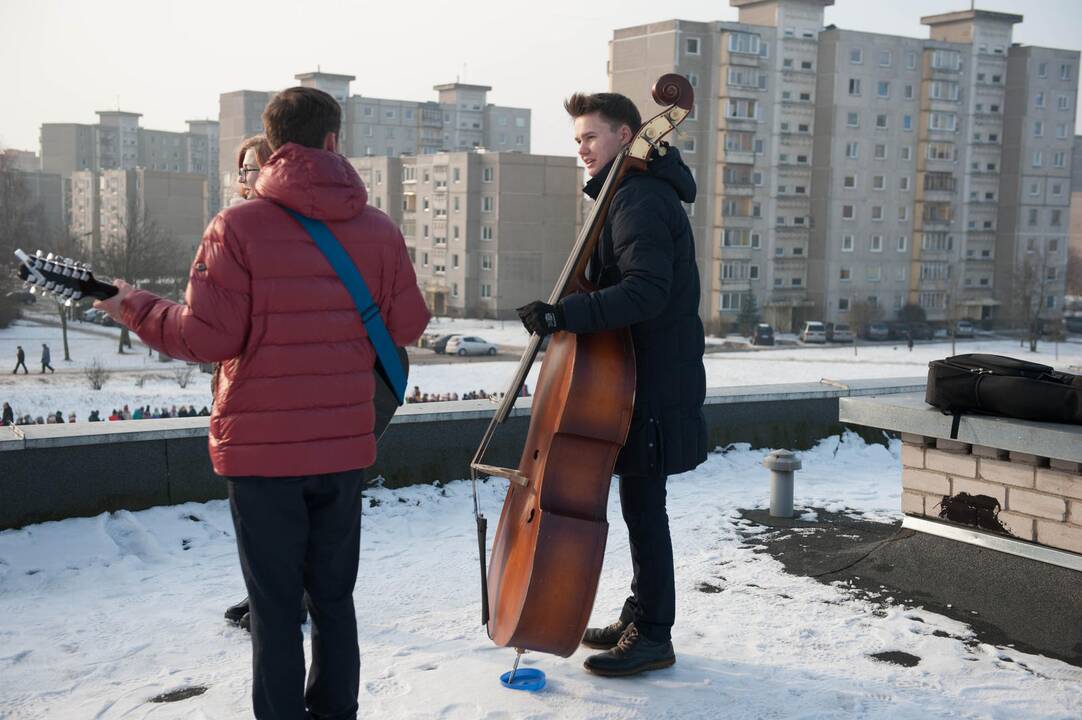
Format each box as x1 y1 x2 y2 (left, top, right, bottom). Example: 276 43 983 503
35 250 43 258
45 252 54 261
28 286 37 295
72 291 83 301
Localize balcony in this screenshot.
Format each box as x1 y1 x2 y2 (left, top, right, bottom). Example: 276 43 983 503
722 149 756 165
722 183 756 196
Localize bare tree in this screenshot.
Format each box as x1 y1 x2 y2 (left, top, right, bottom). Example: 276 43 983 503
1009 249 1056 353
172 364 195 389
848 299 883 357
84 358 111 390
1067 245 1082 297
96 194 182 353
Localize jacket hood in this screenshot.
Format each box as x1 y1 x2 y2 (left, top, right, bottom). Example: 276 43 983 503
253 143 367 221
583 143 697 204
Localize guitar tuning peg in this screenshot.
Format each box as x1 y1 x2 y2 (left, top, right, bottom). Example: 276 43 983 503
35 250 43 258
29 286 37 295
64 298 74 307
45 252 55 261
72 290 83 301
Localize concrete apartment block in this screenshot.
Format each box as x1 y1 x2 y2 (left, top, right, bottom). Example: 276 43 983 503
610 2 1079 331
41 111 219 227
353 151 578 318
218 73 531 212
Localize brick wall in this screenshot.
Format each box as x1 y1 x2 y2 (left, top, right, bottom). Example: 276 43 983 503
900 432 1082 555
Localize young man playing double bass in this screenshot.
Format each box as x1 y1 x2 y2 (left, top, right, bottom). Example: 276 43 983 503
516 92 707 677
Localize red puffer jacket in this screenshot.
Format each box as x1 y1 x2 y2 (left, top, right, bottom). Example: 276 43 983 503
121 143 431 477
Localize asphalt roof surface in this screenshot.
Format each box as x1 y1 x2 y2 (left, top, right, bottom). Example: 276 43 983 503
740 508 1082 667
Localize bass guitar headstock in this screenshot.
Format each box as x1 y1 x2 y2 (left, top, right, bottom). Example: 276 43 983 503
13 249 118 304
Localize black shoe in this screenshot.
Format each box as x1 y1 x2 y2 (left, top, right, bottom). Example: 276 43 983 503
225 598 249 624
583 624 676 677
239 611 250 632
581 619 629 650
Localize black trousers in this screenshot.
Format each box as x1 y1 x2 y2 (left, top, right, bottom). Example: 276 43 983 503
13 360 27 373
617 472 675 642
227 468 365 720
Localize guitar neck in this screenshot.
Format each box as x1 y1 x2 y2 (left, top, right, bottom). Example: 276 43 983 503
14 249 118 301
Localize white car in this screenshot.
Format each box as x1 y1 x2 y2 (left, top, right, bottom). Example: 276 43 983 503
445 335 499 356
799 321 827 344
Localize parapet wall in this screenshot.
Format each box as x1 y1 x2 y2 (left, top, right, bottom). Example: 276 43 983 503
0 378 924 530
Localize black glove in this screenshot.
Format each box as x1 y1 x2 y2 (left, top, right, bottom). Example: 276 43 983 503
516 300 566 337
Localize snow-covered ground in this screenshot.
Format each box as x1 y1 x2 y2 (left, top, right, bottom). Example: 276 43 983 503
3 311 1081 422
1 433 1080 719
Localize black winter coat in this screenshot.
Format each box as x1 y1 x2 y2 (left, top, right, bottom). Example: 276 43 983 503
559 146 707 477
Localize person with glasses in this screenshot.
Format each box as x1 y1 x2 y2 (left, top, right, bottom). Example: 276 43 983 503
233 134 272 203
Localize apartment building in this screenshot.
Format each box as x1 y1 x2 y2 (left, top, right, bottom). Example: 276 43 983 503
219 72 531 210
70 168 206 261
352 151 578 318
1 150 65 238
1070 136 1082 259
610 1 1079 330
40 112 220 225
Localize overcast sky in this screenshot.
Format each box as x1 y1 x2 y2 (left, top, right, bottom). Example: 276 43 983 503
2 0 1080 159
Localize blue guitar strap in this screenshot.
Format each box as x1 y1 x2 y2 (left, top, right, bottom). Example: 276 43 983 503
283 208 407 405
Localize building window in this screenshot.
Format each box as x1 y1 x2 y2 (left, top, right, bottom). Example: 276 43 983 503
1038 62 1048 78
899 176 910 191
1034 120 1044 137
1058 95 1071 111
877 81 890 98
840 267 852 282
682 137 696 153
843 175 857 189
872 206 884 221
1032 151 1043 168
728 31 761 56
481 254 493 270
1061 63 1072 80
906 52 917 70
901 146 912 161
688 72 698 88
897 235 908 252
1051 209 1062 226
848 78 862 96
847 112 860 127
879 50 892 67
685 37 700 55
873 175 886 190
898 207 909 222
842 234 854 252
842 205 855 220
875 114 888 129
480 284 492 299
903 114 912 131
870 235 883 252
867 265 882 282
1035 92 1046 108
850 48 863 64
845 142 859 159
874 144 887 160
839 297 850 311
482 225 493 240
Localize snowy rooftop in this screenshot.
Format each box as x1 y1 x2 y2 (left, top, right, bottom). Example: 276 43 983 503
2 434 1081 719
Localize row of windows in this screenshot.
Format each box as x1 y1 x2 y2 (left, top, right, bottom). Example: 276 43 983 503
841 204 911 222
839 234 909 253
1033 92 1073 111
418 252 495 270
844 142 914 161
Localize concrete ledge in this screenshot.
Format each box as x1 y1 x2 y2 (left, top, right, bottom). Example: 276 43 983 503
840 393 1082 464
1 378 925 530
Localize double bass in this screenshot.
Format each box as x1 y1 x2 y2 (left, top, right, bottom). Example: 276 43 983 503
470 74 694 661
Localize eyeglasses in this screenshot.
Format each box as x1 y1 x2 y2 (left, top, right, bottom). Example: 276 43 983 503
238 166 259 184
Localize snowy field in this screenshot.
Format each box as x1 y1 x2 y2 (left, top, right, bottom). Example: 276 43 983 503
3 311 1082 422
1 433 1081 718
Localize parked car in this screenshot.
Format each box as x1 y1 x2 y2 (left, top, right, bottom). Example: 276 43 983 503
445 335 499 356
428 334 456 354
1066 316 1082 334
954 320 975 338
885 321 911 341
799 321 827 344
906 322 933 340
827 323 854 343
863 322 890 341
4 290 36 305
82 308 105 323
751 323 775 346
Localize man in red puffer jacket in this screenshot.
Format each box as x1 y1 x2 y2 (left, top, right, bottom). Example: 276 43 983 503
95 86 430 720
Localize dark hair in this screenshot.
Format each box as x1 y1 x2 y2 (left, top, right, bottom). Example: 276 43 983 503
563 92 641 134
262 87 342 150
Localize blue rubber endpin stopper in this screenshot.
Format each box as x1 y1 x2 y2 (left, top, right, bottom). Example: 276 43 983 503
499 649 546 692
